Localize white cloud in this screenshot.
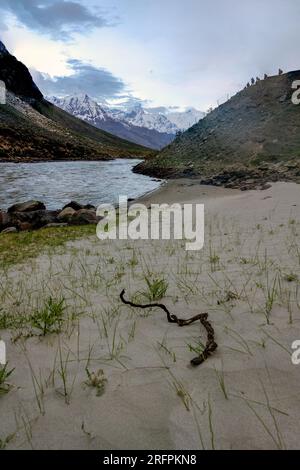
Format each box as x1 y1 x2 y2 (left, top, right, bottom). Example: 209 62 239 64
1 0 300 109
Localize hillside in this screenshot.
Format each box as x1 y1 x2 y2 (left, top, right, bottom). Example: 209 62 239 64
135 70 300 187
0 41 152 162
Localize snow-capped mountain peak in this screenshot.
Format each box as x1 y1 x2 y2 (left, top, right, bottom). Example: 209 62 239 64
115 105 179 134
166 107 205 131
49 94 109 123
47 93 204 150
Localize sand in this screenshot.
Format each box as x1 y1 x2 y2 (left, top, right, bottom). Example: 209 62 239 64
0 180 300 450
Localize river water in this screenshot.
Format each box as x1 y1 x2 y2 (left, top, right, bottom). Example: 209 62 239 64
0 160 162 210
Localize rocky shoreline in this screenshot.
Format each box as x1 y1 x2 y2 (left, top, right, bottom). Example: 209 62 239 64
1 160 299 234
134 160 300 191
0 200 102 233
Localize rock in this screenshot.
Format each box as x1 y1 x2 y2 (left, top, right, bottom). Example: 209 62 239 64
8 200 46 213
43 223 68 228
260 183 272 191
58 207 76 221
10 210 58 229
62 201 83 211
1 227 17 233
71 209 99 225
0 210 10 230
40 211 59 226
182 168 196 177
84 204 96 210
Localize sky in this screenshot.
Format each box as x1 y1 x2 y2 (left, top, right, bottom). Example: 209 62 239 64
0 0 300 110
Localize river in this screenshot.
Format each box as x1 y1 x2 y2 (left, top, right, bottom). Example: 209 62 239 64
0 160 163 210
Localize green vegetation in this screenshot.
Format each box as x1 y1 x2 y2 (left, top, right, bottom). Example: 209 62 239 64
0 363 14 395
0 225 96 267
141 275 169 301
30 297 66 336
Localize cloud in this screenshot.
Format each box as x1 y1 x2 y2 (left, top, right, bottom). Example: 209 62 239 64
108 95 149 109
0 19 8 32
0 0 110 39
31 59 126 100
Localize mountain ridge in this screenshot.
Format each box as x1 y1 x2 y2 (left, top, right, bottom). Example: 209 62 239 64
48 94 174 150
47 94 204 149
0 41 152 162
0 40 43 102
135 70 300 187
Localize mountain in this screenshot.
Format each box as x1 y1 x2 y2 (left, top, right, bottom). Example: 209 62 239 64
110 103 204 134
166 107 205 131
48 94 174 150
0 41 152 162
112 104 179 135
0 40 42 102
135 71 300 187
48 95 204 150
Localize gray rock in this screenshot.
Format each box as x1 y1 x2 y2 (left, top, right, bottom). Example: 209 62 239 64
1 227 17 233
260 183 272 191
0 210 10 230
58 207 76 221
8 200 46 213
10 210 58 229
62 201 83 211
71 209 99 225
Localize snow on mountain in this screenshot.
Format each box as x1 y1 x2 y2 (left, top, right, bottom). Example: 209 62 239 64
47 94 174 150
111 104 179 134
166 107 205 131
49 94 109 124
47 94 204 149
110 103 204 134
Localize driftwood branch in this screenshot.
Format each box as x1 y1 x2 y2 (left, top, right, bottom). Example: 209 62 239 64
120 289 217 366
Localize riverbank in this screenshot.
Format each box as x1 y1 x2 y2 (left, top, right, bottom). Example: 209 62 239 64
0 181 300 449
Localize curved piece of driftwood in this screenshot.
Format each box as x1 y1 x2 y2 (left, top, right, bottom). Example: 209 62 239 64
120 289 217 367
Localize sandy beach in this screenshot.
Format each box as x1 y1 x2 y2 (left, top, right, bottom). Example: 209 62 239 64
1 180 300 450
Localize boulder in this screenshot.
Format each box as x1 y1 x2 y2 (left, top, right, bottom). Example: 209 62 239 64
58 207 76 221
260 183 272 191
1 227 17 234
71 209 99 226
62 201 83 211
0 210 10 230
38 210 59 227
7 200 46 213
10 210 58 229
